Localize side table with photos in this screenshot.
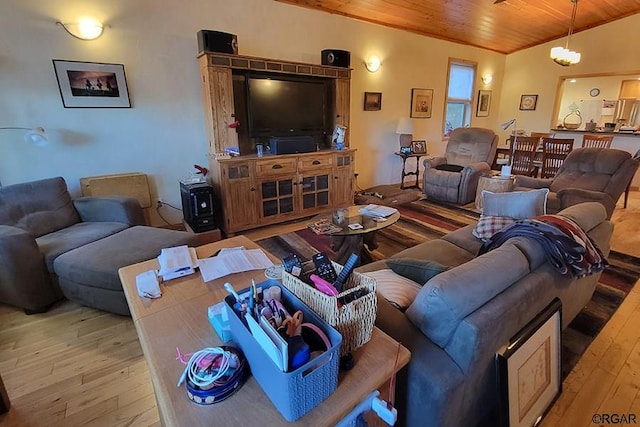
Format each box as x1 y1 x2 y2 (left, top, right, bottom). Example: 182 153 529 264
394 151 424 190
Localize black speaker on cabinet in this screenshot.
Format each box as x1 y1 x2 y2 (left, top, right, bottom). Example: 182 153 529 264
197 30 238 55
180 182 217 232
321 49 351 68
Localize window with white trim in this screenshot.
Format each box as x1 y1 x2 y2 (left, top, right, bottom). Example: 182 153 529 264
444 60 476 137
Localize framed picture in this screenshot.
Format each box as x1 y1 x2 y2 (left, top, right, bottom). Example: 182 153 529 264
52 60 131 108
519 94 538 111
411 140 427 154
364 92 382 111
497 298 562 427
410 88 433 118
477 90 492 117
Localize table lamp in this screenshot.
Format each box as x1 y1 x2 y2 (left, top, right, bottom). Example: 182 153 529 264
396 118 414 149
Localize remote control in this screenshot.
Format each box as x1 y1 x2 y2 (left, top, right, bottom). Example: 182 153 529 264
312 252 338 283
333 253 359 292
282 254 303 277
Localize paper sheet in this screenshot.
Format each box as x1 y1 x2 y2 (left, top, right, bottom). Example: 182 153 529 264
197 248 274 282
157 246 197 275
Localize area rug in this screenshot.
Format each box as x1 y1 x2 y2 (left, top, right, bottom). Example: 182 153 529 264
257 199 640 378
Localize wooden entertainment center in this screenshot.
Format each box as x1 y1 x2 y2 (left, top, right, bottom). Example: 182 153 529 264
198 52 354 235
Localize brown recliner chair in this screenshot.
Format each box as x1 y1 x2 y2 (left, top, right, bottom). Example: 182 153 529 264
423 127 498 204
514 147 639 219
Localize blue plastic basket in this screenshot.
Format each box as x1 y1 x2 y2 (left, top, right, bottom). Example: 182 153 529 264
225 279 342 421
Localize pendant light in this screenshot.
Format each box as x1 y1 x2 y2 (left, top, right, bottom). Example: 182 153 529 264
550 0 581 66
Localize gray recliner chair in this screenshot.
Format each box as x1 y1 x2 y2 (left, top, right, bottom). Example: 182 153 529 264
514 147 639 219
423 127 498 204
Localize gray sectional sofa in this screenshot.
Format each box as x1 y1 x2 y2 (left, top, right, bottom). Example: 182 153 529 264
0 177 198 315
356 202 613 427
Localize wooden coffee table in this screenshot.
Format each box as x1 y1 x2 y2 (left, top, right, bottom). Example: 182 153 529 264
119 235 410 426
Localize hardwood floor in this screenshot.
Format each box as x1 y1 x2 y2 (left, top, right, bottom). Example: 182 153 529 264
0 191 638 426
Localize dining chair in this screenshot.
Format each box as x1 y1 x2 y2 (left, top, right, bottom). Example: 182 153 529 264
530 132 555 139
581 134 613 148
508 136 540 177
540 137 574 178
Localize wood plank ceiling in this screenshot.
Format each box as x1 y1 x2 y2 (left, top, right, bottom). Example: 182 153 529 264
275 0 640 54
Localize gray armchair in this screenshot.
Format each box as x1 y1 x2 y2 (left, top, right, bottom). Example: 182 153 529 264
0 177 145 313
423 127 498 204
514 147 639 219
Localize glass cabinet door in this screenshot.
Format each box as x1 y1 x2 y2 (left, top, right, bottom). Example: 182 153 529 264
301 173 330 210
261 178 294 217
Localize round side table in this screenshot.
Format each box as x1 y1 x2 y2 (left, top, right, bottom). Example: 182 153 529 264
475 174 514 211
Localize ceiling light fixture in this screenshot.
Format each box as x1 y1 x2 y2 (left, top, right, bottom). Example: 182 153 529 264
365 56 381 73
57 18 104 40
0 127 48 146
550 0 581 66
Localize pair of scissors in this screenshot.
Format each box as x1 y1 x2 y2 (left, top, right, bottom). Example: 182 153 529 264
279 310 303 337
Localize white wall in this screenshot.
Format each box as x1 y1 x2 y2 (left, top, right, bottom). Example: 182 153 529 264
498 14 640 149
0 0 504 221
2 0 637 222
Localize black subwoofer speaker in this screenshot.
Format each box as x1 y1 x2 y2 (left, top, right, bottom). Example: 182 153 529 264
197 30 238 55
321 49 350 68
180 182 217 232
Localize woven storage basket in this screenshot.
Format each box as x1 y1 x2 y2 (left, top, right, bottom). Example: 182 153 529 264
282 261 377 355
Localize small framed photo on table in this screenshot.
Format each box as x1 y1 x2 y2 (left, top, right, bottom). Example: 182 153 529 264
411 140 427 154
497 298 562 427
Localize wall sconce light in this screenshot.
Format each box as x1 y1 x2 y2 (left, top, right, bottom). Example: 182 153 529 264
57 18 104 40
365 56 381 73
481 74 493 85
0 127 48 146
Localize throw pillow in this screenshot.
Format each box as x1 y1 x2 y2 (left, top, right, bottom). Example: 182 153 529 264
362 269 422 311
472 188 549 241
387 258 448 285
472 216 517 240
481 188 549 219
435 164 464 173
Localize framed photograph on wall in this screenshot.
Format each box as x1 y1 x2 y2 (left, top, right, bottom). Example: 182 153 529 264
519 94 538 111
477 90 492 117
410 88 433 118
411 140 427 154
52 59 131 108
496 298 562 427
363 92 382 111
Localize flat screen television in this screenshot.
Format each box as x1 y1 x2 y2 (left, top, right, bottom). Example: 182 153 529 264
247 74 328 138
